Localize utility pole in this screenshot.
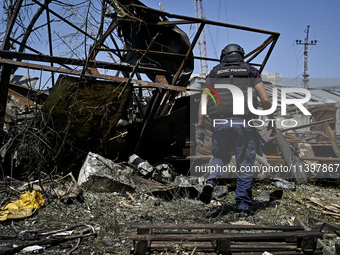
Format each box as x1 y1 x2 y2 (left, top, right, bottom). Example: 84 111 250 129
194 0 208 76
296 25 317 89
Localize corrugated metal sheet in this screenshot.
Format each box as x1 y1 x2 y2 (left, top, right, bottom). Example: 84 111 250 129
264 84 340 105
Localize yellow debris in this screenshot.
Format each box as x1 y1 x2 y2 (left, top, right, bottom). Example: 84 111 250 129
0 190 44 221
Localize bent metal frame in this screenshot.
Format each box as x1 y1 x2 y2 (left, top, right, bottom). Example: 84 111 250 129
0 0 280 151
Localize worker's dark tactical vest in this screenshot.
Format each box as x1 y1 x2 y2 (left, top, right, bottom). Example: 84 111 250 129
207 56 258 119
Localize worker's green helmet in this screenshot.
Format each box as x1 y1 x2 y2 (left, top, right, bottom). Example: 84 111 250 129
220 43 245 60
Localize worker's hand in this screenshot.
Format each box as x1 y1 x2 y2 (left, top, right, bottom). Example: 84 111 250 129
267 120 277 137
195 125 209 147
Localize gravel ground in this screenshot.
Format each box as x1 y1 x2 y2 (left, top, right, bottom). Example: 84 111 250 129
0 177 339 255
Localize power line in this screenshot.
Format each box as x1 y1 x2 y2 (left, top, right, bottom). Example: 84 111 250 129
194 0 208 76
296 25 317 89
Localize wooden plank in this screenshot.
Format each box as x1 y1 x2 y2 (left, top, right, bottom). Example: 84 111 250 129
135 229 149 255
128 231 322 241
285 132 304 142
336 102 340 135
6 89 35 120
149 244 304 255
267 155 340 162
267 159 286 165
231 241 298 251
290 191 340 219
308 197 340 213
323 122 340 158
309 217 340 232
164 154 340 162
216 238 231 255
275 132 307 181
129 223 304 231
294 156 340 162
293 217 322 254
237 252 321 255
232 241 296 246
150 241 213 250
231 253 302 255
150 242 300 252
332 203 340 209
149 242 300 253
316 239 335 255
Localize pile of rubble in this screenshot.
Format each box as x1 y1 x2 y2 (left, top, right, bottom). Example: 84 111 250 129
77 152 229 202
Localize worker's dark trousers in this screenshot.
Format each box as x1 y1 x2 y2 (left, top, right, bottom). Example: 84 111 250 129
207 118 257 211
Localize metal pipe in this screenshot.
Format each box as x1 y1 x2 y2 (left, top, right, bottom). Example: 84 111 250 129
1 0 24 134
0 50 167 75
0 58 185 92
171 22 205 85
130 4 280 36
46 4 55 86
31 0 96 41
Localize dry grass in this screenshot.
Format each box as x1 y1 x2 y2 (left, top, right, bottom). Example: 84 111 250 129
0 176 339 254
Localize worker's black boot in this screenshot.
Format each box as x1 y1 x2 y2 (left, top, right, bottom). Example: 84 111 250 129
238 210 254 220
238 210 249 220
199 179 215 204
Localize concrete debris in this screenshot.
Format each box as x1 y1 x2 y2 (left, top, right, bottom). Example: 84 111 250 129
173 176 205 186
128 154 154 176
212 185 229 198
173 175 227 200
262 252 274 255
259 190 283 202
173 176 192 187
152 162 178 184
128 155 178 185
168 176 198 199
78 152 135 193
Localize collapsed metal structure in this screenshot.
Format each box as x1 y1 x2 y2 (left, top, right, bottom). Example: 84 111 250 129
0 0 279 161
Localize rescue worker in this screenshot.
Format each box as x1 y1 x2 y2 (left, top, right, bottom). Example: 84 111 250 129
196 43 276 219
